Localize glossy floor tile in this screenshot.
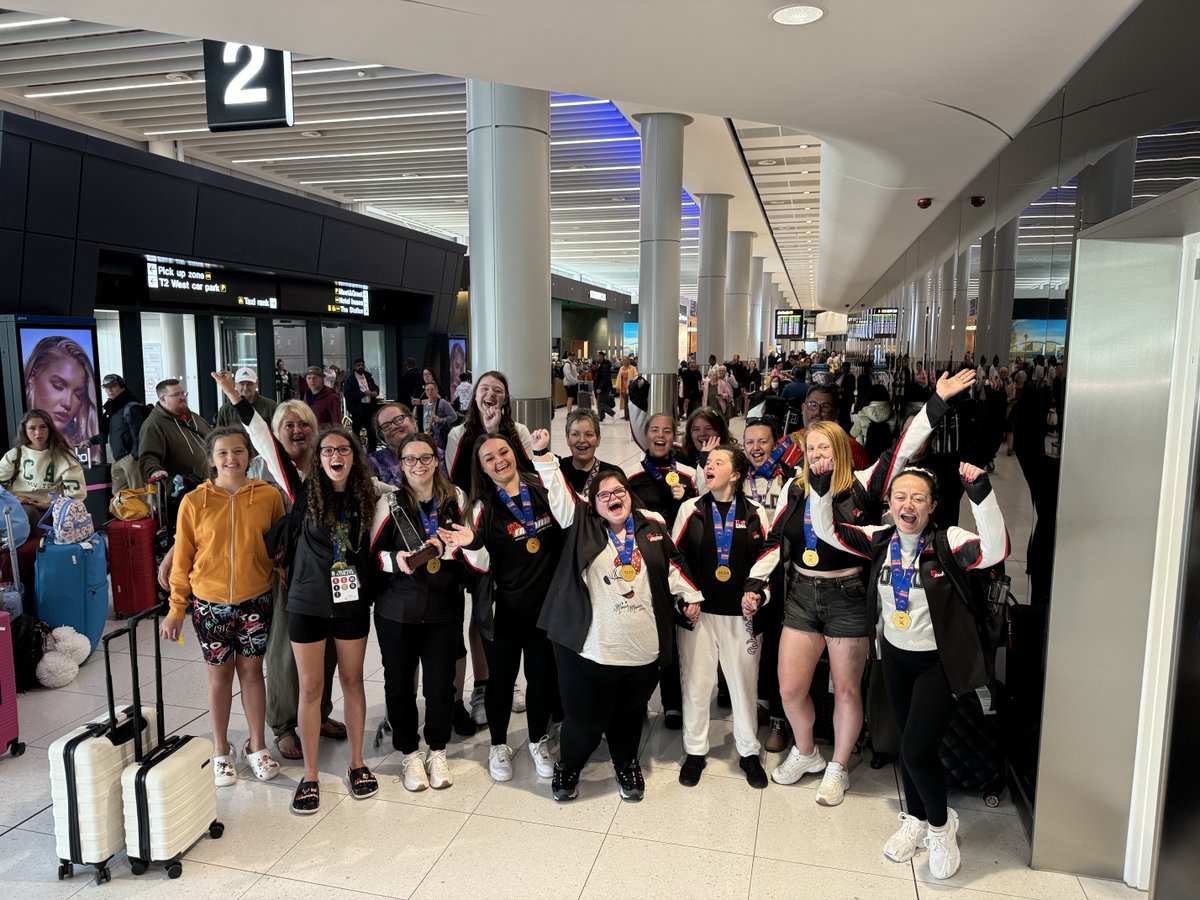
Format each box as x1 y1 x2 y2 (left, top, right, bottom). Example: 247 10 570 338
3 418 1147 898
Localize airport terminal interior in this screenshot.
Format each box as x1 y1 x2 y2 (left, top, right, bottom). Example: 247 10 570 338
0 0 1199 897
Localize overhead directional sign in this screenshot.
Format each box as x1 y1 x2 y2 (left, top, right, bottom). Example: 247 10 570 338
202 40 294 132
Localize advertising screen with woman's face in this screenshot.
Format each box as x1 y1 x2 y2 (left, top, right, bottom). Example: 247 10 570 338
19 327 100 457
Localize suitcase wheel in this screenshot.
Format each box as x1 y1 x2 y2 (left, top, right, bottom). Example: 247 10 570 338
870 752 895 770
7 739 25 757
209 820 225 840
57 861 73 880
94 865 111 885
129 859 147 877
983 792 1001 808
167 862 183 880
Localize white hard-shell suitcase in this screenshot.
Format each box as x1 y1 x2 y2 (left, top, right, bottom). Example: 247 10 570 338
48 615 158 885
120 608 223 879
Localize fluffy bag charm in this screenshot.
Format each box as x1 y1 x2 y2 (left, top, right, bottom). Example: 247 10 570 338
35 625 93 688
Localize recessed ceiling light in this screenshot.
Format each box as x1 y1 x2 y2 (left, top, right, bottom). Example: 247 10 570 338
611 196 626 202
301 130 322 138
164 72 193 83
771 5 824 25
758 159 778 166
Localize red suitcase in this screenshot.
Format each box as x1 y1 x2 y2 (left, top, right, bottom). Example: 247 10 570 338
0 610 24 756
107 519 160 619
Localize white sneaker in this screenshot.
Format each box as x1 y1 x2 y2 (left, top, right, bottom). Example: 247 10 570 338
924 808 961 879
489 744 514 782
528 735 554 778
883 812 928 862
425 749 453 790
512 686 527 713
771 745 826 785
815 761 849 806
471 685 488 726
401 750 429 792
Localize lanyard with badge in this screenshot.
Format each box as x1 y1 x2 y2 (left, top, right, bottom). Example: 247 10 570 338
609 514 637 582
496 481 541 553
712 499 736 582
331 507 361 603
888 532 926 630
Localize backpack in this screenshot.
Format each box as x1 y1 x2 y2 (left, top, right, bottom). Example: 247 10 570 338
11 614 51 692
0 487 30 548
38 494 95 545
933 530 1015 685
864 418 895 463
109 485 156 521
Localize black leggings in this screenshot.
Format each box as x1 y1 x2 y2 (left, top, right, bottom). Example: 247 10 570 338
880 639 958 828
374 615 460 754
483 610 558 746
756 608 785 718
555 646 658 772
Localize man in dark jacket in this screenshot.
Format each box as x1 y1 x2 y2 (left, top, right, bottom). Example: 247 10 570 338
138 378 211 485
343 358 381 451
304 365 342 427
97 373 148 492
400 357 425 407
592 352 615 421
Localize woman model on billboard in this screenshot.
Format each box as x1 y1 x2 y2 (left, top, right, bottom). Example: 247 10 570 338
24 335 100 454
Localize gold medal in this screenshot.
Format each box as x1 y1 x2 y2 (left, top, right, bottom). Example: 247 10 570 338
619 564 637 582
715 565 732 582
526 537 541 554
802 548 820 567
427 557 441 574
664 471 680 486
892 610 912 630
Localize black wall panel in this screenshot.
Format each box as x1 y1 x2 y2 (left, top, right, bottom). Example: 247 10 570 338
0 228 23 302
0 136 28 231
77 156 198 254
401 241 445 292
193 186 323 272
318 218 407 286
20 232 74 315
26 143 81 237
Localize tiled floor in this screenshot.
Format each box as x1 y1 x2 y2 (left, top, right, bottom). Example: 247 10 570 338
0 408 1145 898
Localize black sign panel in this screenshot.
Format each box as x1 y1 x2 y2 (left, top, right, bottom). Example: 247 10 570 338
203 40 294 133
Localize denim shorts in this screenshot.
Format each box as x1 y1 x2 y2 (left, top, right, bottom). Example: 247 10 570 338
783 568 871 639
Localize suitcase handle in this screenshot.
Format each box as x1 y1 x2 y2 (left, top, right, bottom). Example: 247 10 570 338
125 604 167 764
101 623 134 731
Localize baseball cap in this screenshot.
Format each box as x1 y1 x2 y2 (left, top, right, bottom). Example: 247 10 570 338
234 367 258 383
101 373 124 387
305 365 325 377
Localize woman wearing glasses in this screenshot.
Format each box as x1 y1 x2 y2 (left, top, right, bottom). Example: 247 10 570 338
286 426 386 814
368 402 418 487
536 459 701 802
372 433 475 792
460 429 564 783
765 371 975 807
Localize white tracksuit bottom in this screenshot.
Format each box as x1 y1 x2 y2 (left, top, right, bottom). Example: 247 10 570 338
678 613 761 757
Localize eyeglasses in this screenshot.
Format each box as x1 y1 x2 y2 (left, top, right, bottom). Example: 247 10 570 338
163 391 188 400
804 401 835 414
379 414 412 432
595 487 628 503
320 446 354 458
401 453 436 467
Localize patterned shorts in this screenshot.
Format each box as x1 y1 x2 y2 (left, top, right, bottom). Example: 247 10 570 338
191 591 273 666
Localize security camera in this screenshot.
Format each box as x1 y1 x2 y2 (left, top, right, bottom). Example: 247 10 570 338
970 195 987 207
917 198 933 209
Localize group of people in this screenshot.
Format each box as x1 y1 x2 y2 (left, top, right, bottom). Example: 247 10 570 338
558 350 639 422
142 352 1005 882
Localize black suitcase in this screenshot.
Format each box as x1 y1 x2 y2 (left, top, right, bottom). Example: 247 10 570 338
939 686 1006 807
863 658 900 767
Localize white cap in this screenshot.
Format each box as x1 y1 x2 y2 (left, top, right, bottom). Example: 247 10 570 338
234 367 258 383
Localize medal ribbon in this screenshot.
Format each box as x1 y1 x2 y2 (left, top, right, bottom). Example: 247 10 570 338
609 514 636 567
418 498 439 540
711 499 737 570
582 460 600 496
889 532 927 613
641 457 677 482
752 438 790 480
802 495 819 552
496 481 538 540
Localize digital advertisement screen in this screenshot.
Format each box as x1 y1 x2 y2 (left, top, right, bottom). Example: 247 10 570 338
17 324 101 453
1011 319 1067 357
448 336 467 390
622 322 639 357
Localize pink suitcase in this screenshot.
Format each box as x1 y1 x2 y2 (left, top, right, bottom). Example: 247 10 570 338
0 610 25 757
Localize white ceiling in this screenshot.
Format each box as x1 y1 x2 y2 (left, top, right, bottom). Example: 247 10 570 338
0 0 1142 311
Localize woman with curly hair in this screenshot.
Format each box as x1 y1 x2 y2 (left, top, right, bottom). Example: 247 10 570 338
286 425 384 814
23 335 99 455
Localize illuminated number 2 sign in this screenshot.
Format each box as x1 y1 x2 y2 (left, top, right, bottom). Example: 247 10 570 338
202 40 294 132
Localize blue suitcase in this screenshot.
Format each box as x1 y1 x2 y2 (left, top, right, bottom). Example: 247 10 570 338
34 539 109 656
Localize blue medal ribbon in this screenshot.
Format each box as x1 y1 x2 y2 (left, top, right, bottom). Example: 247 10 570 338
641 457 677 482
496 481 538 540
752 438 790 480
609 514 636 567
802 495 819 552
418 498 439 540
889 532 927 612
711 499 737 569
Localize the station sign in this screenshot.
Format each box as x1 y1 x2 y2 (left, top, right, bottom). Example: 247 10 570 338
202 40 294 132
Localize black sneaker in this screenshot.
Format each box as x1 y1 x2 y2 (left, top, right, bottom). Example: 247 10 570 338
679 754 706 787
740 755 769 789
552 762 580 802
615 759 645 802
663 710 683 731
716 682 732 709
452 702 477 738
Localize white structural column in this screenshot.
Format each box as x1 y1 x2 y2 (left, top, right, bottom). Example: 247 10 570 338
747 255 765 362
466 80 551 430
724 231 755 362
988 218 1019 365
696 193 731 368
974 230 996 360
952 248 971 362
935 256 955 367
760 273 776 356
635 112 692 415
